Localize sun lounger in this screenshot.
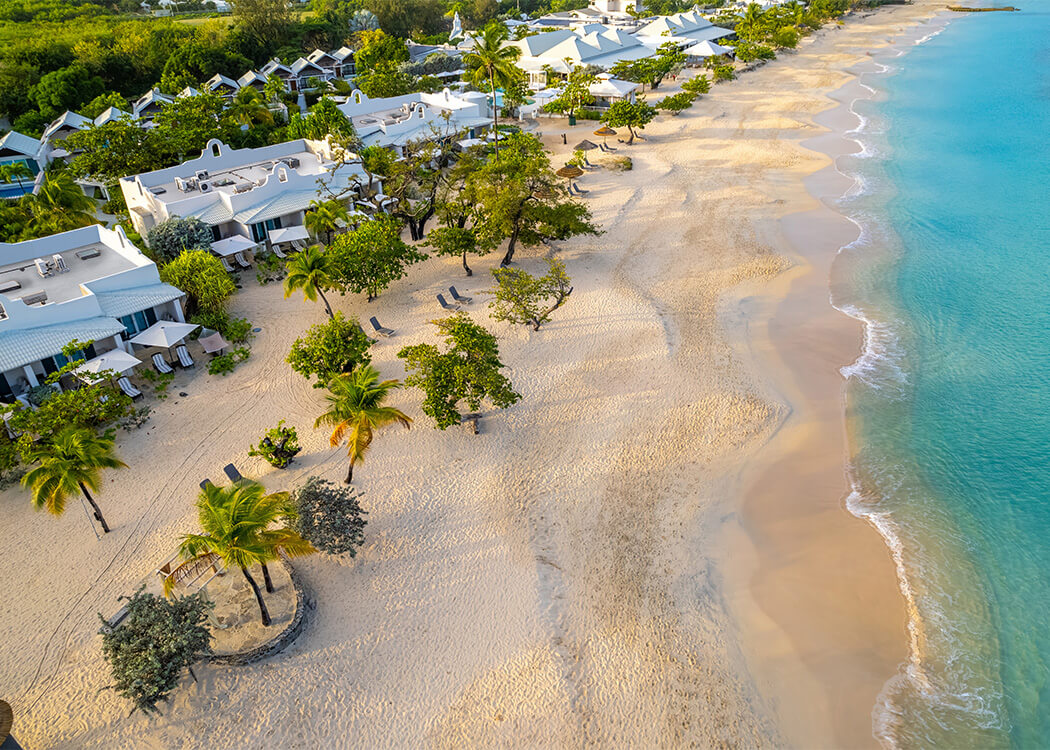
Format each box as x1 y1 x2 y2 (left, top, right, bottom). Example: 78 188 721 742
436 293 460 312
175 345 195 368
571 183 589 196
272 245 288 259
117 377 143 401
199 479 213 490
449 286 472 304
223 463 243 483
152 353 174 374
370 316 394 337
234 252 252 269
292 239 309 251
220 256 235 272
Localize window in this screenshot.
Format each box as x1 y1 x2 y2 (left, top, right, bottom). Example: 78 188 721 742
211 225 222 242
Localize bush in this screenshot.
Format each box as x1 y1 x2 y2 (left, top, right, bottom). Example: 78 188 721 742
248 420 301 468
772 27 800 49
288 476 367 557
254 251 286 285
287 313 372 388
713 64 736 82
734 43 776 63
140 369 174 399
575 108 602 121
207 347 250 376
159 250 235 315
26 383 57 407
146 217 213 264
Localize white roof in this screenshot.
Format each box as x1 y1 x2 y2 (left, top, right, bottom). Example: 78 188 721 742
683 39 732 57
43 111 91 140
93 107 133 126
0 131 41 157
589 75 639 98
206 73 240 92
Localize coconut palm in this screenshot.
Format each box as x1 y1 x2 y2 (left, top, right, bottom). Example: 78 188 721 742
177 481 313 626
284 244 336 318
304 198 349 245
226 87 273 127
315 365 411 484
737 3 766 42
463 22 521 159
0 162 33 192
22 426 127 534
24 172 96 235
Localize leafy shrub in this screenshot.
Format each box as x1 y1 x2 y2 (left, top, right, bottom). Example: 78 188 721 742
188 312 253 345
27 383 57 407
248 420 301 469
288 476 367 557
772 27 800 49
159 250 235 315
117 406 152 430
146 217 213 264
207 347 250 376
657 91 695 116
713 64 736 82
734 43 776 63
287 313 372 388
254 251 286 285
575 108 602 121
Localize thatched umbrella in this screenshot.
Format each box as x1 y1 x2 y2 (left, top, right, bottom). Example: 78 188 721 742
0 700 19 750
593 126 617 151
556 164 585 195
573 139 598 152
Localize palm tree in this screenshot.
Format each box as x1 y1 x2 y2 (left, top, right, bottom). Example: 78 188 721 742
177 481 313 626
284 245 336 318
264 74 286 105
304 198 349 245
226 87 273 127
737 3 766 42
0 162 33 192
315 365 411 484
24 172 96 235
463 23 521 159
22 426 127 534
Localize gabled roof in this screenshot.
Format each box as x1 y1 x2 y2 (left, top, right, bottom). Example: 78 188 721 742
307 49 339 66
543 36 602 63
205 73 240 92
94 283 184 318
93 107 133 126
0 130 41 158
233 190 319 224
178 86 202 98
134 89 174 116
331 46 355 62
0 317 125 372
513 28 575 57
290 57 326 77
43 111 91 140
589 75 639 98
261 59 293 75
238 70 268 88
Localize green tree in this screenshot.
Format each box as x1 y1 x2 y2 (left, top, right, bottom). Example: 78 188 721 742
68 118 162 184
22 172 97 238
31 64 104 118
100 589 212 715
304 198 349 246
287 476 368 556
283 244 336 318
22 426 127 535
426 225 483 277
230 0 291 49
736 3 767 42
463 22 521 159
0 163 33 192
489 257 573 331
225 87 273 128
177 480 314 625
80 91 131 120
286 96 357 142
146 216 214 263
287 313 373 388
152 92 227 161
544 63 596 120
601 99 656 145
352 29 410 73
159 249 236 315
657 91 694 116
315 365 411 483
398 313 520 430
326 216 426 301
264 74 286 105
681 74 711 98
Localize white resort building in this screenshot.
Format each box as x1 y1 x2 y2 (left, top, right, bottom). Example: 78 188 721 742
337 89 491 154
0 224 185 401
119 138 372 247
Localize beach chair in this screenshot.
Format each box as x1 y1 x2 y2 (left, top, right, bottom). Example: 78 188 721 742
223 463 243 483
272 245 288 259
117 377 143 401
175 344 195 369
234 252 252 269
292 239 309 251
220 256 235 272
199 479 213 490
571 183 589 196
449 286 472 304
370 316 394 338
152 353 174 374
436 293 460 312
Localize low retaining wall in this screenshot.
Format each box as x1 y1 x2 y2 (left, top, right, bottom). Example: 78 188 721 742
208 560 314 666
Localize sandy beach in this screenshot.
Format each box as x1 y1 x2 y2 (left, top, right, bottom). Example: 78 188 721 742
0 4 942 747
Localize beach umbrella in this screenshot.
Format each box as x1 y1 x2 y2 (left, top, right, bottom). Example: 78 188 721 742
573 139 598 152
556 164 585 194
75 349 142 377
199 332 230 354
129 321 200 350
593 126 617 150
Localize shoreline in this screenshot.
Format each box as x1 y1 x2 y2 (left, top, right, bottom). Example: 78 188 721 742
724 5 949 748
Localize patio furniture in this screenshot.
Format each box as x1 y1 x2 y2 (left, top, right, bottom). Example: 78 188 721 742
117 377 143 400
436 293 460 312
200 479 213 490
175 344 195 368
370 316 394 337
152 353 174 374
220 256 235 272
449 286 472 304
223 463 243 482
272 245 288 259
34 258 51 278
234 252 252 269
52 254 69 273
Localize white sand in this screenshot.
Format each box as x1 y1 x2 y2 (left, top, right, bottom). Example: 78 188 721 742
0 5 940 746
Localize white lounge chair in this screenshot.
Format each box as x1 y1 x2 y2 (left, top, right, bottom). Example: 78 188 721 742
117 377 143 400
175 345 195 368
272 245 288 259
220 256 235 272
152 353 174 374
292 239 309 251
234 252 252 269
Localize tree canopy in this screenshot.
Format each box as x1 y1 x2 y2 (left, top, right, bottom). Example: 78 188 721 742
158 249 235 315
287 476 368 557
489 258 573 332
287 312 373 389
326 216 426 301
146 216 214 263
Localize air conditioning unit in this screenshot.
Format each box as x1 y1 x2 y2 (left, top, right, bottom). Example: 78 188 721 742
174 176 196 192
199 181 212 193
283 157 300 169
195 170 210 182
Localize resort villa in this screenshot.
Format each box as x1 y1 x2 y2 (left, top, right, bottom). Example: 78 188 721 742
0 224 185 401
119 138 373 248
0 131 46 197
336 89 492 154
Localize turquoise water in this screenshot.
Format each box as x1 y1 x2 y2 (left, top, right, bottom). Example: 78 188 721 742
835 8 1050 748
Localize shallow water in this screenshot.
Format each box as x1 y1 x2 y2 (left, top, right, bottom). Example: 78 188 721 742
832 8 1050 747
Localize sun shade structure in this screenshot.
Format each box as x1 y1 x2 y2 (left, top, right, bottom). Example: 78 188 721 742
75 349 142 376
683 40 733 58
210 234 258 257
573 139 598 151
593 126 617 137
556 165 585 179
198 332 230 354
129 320 200 349
267 225 310 245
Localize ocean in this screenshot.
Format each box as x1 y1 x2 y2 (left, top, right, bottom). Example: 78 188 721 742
831 6 1050 747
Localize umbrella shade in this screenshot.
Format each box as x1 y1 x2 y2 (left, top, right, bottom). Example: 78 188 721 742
267 225 310 245
573 139 598 151
210 234 258 257
75 349 142 376
556 165 585 179
593 126 617 137
199 332 230 354
129 321 200 349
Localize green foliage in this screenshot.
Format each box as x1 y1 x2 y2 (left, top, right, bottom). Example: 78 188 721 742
230 0 292 49
286 96 357 142
713 64 736 82
287 313 373 389
151 92 228 158
734 42 776 63
32 63 104 118
80 91 130 119
188 311 253 344
159 249 235 315
657 91 695 115
207 346 250 376
67 118 163 185
100 588 213 716
287 476 367 556
609 43 684 91
681 74 711 97
601 99 656 144
254 250 286 285
141 369 175 399
489 257 573 332
326 216 426 301
248 420 301 468
146 216 214 264
544 63 595 118
398 313 520 430
771 26 800 49
352 29 410 73
425 225 484 276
